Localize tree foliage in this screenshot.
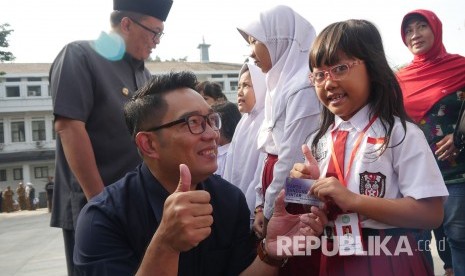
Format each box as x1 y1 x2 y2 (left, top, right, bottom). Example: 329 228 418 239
0 23 15 63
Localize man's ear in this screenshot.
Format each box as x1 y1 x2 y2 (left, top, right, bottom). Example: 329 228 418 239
120 17 131 34
135 132 159 159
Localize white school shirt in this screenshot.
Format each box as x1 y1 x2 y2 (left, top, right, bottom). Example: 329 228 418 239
223 63 267 224
259 86 320 219
310 105 448 229
237 5 322 219
214 143 230 178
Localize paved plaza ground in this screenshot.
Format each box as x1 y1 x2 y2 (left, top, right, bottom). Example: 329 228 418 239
0 208 446 276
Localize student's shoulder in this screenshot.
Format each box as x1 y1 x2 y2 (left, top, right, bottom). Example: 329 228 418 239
288 76 313 95
386 117 427 145
391 117 423 134
287 77 320 105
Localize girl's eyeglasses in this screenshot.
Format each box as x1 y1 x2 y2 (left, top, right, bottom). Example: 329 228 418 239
309 60 364 87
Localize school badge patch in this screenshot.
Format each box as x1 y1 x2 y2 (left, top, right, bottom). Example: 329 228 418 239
314 138 328 162
359 171 386 197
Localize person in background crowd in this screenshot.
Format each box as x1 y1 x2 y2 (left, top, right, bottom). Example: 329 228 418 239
26 183 36 211
16 182 27 211
0 190 3 213
195 81 228 105
74 71 328 275
48 0 173 274
292 18 448 275
45 176 55 213
237 5 322 275
396 9 465 276
3 186 14 213
212 101 241 177
223 62 267 229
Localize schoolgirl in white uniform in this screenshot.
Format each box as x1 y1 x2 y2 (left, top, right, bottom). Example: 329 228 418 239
291 19 448 275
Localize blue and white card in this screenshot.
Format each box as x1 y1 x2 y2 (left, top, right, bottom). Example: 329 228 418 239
284 177 322 207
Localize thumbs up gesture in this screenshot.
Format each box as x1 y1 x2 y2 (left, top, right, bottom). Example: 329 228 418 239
290 144 320 180
156 164 213 252
175 163 193 192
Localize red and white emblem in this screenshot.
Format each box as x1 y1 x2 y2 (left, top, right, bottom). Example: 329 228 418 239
359 171 386 197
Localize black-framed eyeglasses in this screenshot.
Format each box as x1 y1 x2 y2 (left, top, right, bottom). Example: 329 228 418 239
128 17 164 41
309 60 364 87
145 112 222 135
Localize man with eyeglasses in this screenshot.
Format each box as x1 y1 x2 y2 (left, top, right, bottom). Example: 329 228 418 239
49 0 173 275
73 71 327 275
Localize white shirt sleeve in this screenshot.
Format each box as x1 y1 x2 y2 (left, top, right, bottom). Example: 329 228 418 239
263 89 321 219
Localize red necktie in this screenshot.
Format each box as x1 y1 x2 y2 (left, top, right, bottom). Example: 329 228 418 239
326 130 348 220
326 130 349 177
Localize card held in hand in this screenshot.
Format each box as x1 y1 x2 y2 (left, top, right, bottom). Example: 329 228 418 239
284 177 323 207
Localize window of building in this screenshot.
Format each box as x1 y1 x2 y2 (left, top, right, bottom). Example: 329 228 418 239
0 122 4 143
51 121 56 140
27 77 42 82
227 74 238 78
32 120 46 141
0 170 6 181
211 74 223 78
230 81 238 91
6 77 21 82
6 86 20 97
27 85 42 97
11 121 25 142
34 167 49 178
13 168 23 180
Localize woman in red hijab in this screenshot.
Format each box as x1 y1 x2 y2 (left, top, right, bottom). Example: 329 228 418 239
397 9 465 276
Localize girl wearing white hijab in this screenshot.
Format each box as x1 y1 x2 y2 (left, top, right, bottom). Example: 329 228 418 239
223 62 267 228
237 5 322 274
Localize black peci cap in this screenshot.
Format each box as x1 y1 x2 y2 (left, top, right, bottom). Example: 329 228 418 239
113 0 173 21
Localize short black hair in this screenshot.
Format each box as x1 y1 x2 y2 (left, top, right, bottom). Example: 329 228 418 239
212 102 241 142
195 81 227 101
124 71 198 138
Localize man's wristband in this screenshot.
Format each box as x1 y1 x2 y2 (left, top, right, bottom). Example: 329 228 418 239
257 239 288 267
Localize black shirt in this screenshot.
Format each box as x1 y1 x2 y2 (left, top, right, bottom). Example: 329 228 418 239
74 163 256 275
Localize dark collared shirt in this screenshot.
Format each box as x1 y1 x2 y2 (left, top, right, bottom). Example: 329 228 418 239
50 38 150 230
74 164 256 275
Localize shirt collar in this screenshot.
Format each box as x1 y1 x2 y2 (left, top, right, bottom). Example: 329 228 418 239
331 104 373 133
140 163 169 224
124 52 145 71
217 143 230 156
140 163 207 224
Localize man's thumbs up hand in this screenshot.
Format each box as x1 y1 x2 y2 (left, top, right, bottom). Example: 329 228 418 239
156 164 213 252
175 164 191 193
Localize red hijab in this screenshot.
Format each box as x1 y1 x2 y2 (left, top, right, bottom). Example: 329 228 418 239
397 9 465 123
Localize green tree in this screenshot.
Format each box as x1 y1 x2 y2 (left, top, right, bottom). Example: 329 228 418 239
0 23 15 62
0 23 14 76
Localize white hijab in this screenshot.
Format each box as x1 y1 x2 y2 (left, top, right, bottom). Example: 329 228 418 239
237 5 316 150
223 62 266 221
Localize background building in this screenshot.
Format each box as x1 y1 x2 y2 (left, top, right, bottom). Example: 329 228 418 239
0 48 242 203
